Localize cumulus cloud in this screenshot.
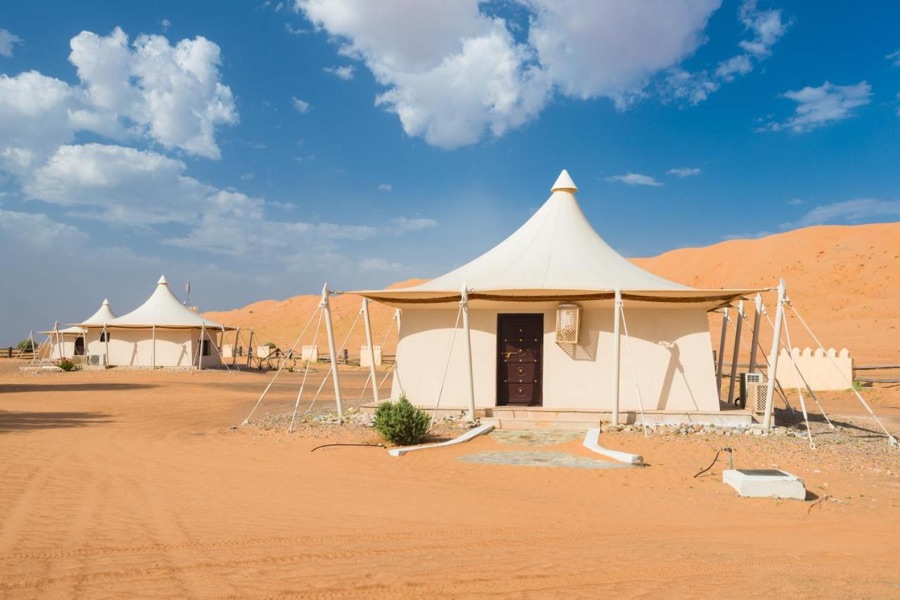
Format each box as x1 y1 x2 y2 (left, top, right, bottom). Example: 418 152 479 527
886 49 900 66
0 207 90 249
664 0 788 104
323 65 355 80
760 81 872 133
377 183 392 191
69 28 238 159
606 172 662 187
667 167 701 178
787 198 900 228
296 0 726 148
0 29 22 57
389 216 437 233
291 97 311 112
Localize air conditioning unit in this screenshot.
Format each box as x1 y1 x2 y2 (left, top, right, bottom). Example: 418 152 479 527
740 372 767 413
87 354 106 366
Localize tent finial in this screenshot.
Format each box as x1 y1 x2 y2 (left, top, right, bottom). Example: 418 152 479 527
158 275 168 286
551 169 578 193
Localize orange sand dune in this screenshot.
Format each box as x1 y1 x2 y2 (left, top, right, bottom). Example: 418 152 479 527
205 224 899 364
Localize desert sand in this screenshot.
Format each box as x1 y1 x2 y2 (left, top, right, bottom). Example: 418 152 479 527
3 223 899 598
1 360 899 599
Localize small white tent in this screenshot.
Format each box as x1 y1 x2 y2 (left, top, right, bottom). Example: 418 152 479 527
79 276 233 369
355 170 761 421
42 299 117 360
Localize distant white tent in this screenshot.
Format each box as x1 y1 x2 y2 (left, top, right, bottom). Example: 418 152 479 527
41 299 117 360
354 170 763 423
79 276 234 369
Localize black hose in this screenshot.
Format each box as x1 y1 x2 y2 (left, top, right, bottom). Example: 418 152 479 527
310 443 385 452
694 447 733 478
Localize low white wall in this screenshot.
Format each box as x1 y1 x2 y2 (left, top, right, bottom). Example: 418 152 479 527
360 345 383 367
390 304 720 412
774 347 853 391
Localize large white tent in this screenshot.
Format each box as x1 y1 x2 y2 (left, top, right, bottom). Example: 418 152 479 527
79 276 233 369
355 170 762 423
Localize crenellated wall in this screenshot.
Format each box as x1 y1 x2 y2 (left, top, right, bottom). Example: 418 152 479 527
773 347 853 391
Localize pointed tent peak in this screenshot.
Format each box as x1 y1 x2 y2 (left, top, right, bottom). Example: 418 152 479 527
158 275 168 286
102 298 110 306
551 169 578 193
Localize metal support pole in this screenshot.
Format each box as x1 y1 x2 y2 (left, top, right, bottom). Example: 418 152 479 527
361 298 379 403
763 280 787 429
611 289 622 426
321 284 343 418
198 324 205 371
232 327 240 367
246 329 254 368
727 300 744 404
152 325 157 369
460 284 476 422
749 293 763 373
715 309 729 396
103 324 109 367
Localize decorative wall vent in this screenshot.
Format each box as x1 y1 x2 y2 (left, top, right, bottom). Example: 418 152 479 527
555 303 581 345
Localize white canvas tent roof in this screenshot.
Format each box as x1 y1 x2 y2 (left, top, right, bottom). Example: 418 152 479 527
354 170 764 309
41 299 118 335
85 276 233 330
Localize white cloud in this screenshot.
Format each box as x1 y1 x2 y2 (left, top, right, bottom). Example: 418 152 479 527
664 0 788 104
323 65 355 80
377 183 392 191
667 167 701 178
285 23 310 36
787 198 900 228
69 27 238 159
0 207 90 248
787 197 803 206
888 49 900 67
291 97 311 112
161 19 172 31
761 81 872 133
0 29 22 58
297 0 723 147
359 257 404 271
605 172 662 187
389 216 437 233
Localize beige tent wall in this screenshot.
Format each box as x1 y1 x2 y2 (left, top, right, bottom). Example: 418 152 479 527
391 304 720 412
48 336 80 360
85 329 222 368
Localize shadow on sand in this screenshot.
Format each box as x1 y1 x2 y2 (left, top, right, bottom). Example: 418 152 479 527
0 410 114 434
0 383 156 394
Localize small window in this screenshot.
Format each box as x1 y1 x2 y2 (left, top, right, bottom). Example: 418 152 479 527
100 331 110 342
201 339 211 356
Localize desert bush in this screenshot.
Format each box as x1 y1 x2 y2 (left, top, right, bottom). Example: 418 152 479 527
16 339 34 352
56 358 78 372
373 394 430 446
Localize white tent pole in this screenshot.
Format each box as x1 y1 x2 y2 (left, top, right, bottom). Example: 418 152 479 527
460 284 476 422
715 309 729 395
232 326 240 367
727 300 744 404
246 328 254 368
321 284 343 418
748 293 763 373
152 325 156 369
763 279 786 429
103 324 109 367
361 298 379 403
611 289 622 426
198 324 205 372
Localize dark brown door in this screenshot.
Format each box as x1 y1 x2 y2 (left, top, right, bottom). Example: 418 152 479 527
497 314 543 406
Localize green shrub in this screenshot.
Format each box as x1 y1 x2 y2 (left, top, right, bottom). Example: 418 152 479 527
373 394 430 446
56 358 77 372
16 339 34 352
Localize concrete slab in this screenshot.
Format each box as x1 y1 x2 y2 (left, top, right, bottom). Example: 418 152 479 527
458 450 634 470
723 469 806 500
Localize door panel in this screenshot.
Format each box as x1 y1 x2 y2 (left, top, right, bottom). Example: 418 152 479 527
497 314 543 406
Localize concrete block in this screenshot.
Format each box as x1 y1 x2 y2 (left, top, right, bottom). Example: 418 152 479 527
723 469 806 500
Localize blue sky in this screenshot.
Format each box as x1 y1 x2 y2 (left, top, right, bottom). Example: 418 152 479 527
1 1 898 345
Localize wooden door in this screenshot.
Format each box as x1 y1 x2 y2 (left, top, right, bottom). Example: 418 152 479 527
497 314 543 406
